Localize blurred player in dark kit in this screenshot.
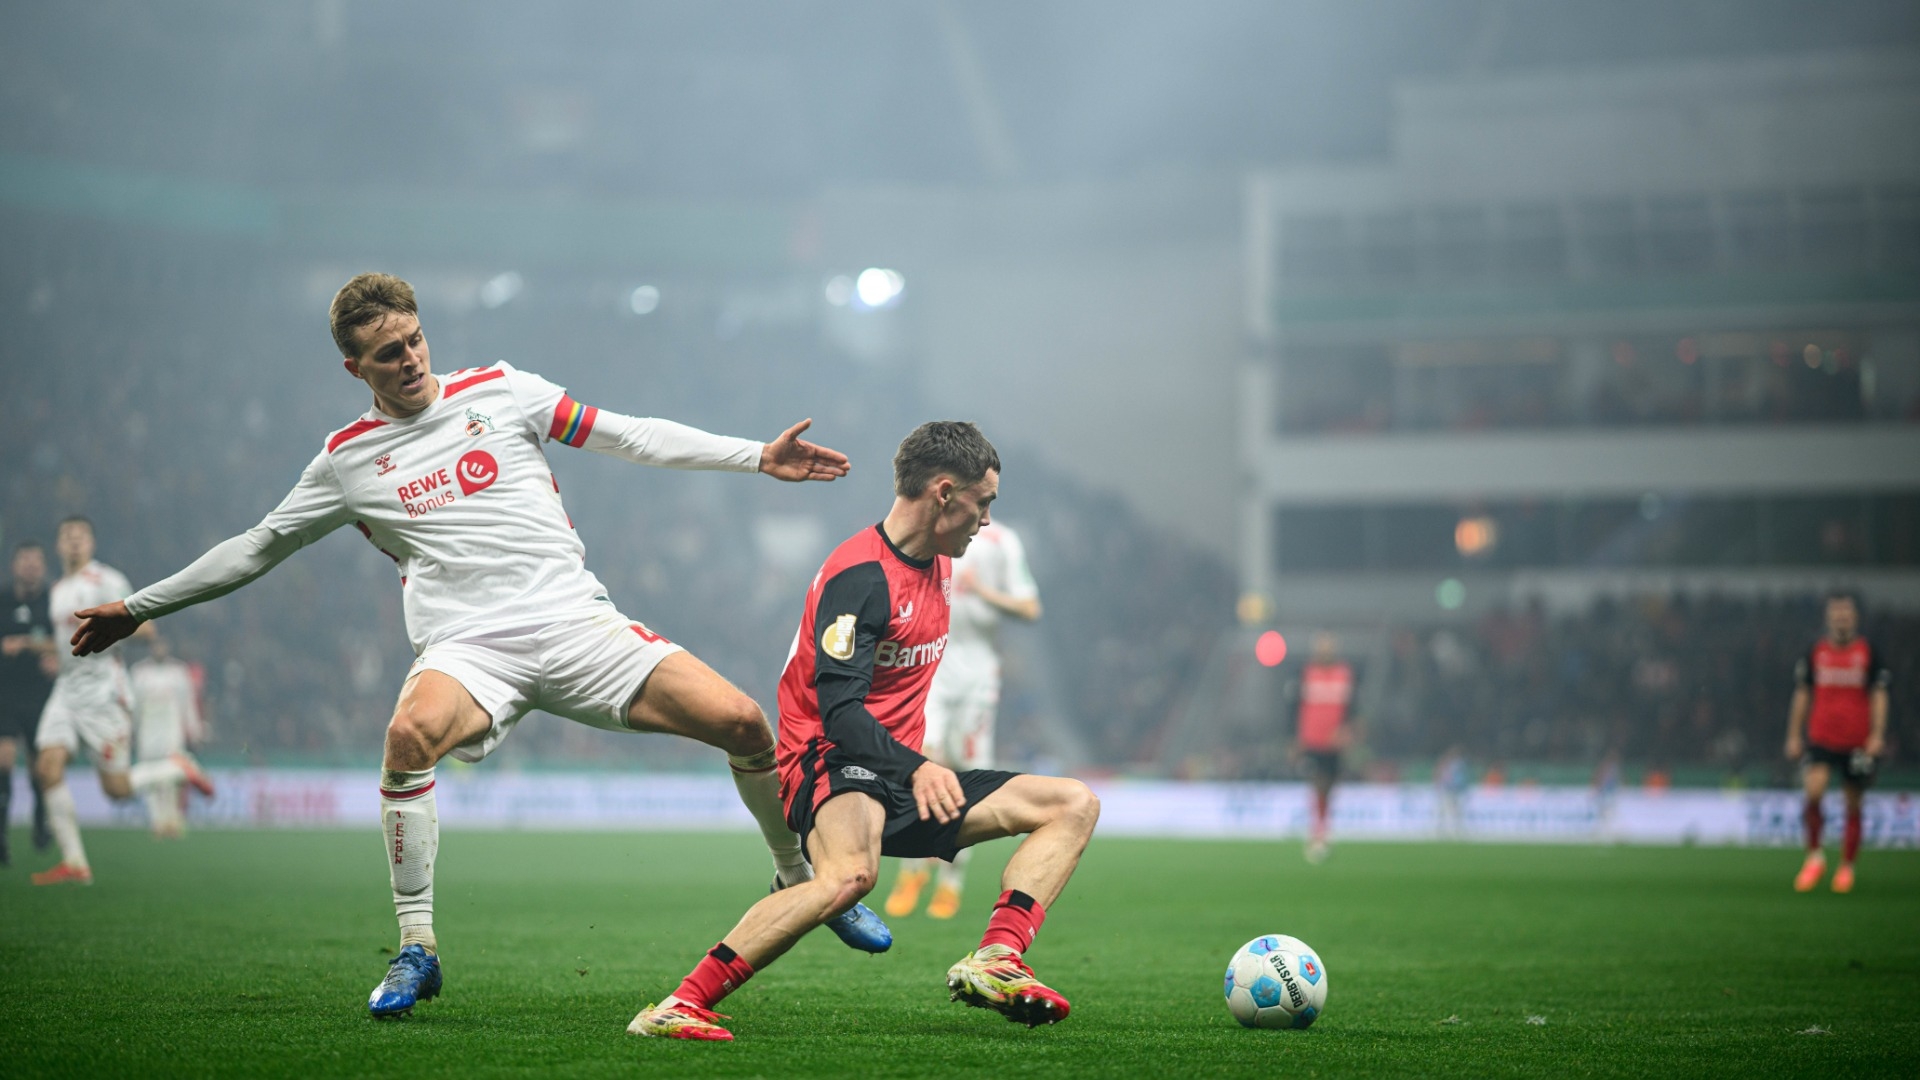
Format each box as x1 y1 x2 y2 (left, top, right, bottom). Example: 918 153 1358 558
1786 593 1888 893
0 542 57 865
1294 633 1357 864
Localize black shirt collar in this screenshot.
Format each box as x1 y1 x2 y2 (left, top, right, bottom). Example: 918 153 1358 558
874 523 934 570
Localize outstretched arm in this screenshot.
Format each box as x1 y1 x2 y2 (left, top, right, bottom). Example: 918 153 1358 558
546 389 847 482
74 449 348 657
72 525 308 656
757 419 850 483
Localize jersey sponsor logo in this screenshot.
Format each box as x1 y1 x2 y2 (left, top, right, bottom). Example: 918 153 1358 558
822 614 858 660
840 764 877 781
1815 663 1867 688
374 453 396 476
456 450 499 495
397 466 458 517
874 633 947 670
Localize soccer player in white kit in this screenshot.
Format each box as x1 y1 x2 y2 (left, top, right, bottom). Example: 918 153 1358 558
68 273 891 1020
882 520 1040 919
130 634 204 838
32 517 217 886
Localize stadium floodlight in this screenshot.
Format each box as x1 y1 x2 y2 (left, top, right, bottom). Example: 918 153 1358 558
479 272 524 309
1254 630 1288 667
1454 516 1498 558
823 275 855 307
628 285 661 315
854 267 904 309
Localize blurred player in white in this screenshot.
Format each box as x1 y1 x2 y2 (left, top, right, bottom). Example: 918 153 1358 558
68 273 890 1020
33 518 216 885
130 634 205 838
883 520 1040 920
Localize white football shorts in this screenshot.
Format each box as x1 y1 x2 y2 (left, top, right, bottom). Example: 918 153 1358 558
35 674 136 773
408 601 685 764
922 652 1001 770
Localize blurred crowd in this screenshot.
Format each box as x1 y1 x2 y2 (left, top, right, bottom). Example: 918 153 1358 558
1367 594 1916 780
0 227 1232 770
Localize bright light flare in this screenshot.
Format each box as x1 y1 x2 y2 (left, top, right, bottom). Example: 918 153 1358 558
1255 630 1288 667
854 267 904 308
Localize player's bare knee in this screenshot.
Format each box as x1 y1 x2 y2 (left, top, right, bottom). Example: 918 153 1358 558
1062 780 1100 835
384 706 447 768
718 694 772 757
100 772 133 800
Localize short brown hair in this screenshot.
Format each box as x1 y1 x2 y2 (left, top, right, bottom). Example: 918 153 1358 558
329 273 418 357
892 421 1000 498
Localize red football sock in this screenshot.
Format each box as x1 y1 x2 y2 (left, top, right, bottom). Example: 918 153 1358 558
670 942 755 1010
1842 807 1862 865
979 890 1047 955
1803 797 1823 852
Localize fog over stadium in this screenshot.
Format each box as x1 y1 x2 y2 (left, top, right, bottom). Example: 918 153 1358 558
6 1 1915 782
1 4 1919 1068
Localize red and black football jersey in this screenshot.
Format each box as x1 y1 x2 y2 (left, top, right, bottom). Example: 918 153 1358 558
1795 636 1889 751
776 524 952 814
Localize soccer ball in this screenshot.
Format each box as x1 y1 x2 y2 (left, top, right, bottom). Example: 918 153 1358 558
1223 934 1327 1029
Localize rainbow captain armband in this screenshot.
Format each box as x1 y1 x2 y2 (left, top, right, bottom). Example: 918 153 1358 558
549 394 599 448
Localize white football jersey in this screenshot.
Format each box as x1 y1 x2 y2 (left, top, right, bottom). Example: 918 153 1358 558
947 522 1039 658
132 655 201 754
50 561 133 693
128 361 760 655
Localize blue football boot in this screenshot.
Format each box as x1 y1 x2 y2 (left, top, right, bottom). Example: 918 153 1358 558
369 943 442 1017
771 874 892 954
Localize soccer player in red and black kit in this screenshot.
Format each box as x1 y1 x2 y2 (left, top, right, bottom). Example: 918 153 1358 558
629 422 1101 1042
1785 593 1889 894
1294 633 1356 864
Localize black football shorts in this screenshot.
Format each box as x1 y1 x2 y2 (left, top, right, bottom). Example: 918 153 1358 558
787 744 1018 862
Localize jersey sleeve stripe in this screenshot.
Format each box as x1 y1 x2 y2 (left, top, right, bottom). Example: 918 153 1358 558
548 394 599 447
442 368 506 398
326 418 388 453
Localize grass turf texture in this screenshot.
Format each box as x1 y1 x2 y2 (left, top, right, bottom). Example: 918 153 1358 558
2 831 1916 1078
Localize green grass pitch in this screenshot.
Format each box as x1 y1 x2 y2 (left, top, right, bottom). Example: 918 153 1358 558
2 828 1916 1078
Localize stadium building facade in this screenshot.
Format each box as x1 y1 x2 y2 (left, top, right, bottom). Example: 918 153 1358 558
1239 51 1920 621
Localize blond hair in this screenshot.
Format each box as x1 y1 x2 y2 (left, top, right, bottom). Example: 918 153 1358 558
329 273 418 358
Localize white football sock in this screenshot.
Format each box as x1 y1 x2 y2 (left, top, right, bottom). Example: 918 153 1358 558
729 749 812 885
937 847 972 891
145 785 185 834
44 781 88 869
381 767 439 953
900 857 930 878
128 758 186 794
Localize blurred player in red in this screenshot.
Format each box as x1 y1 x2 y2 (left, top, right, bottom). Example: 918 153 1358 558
1785 593 1888 893
629 422 1100 1042
1294 633 1356 864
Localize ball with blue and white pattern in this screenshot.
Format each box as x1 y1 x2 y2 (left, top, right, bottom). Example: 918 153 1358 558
1223 934 1327 1029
